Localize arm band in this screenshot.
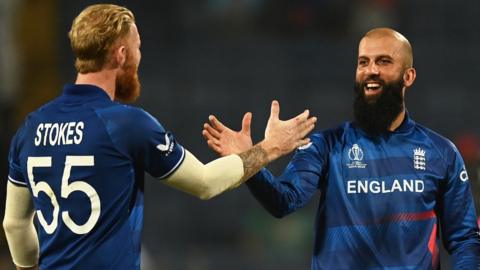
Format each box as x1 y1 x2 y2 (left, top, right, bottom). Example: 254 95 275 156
163 150 244 200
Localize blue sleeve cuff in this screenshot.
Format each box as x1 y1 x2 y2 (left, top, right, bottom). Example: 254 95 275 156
8 175 27 187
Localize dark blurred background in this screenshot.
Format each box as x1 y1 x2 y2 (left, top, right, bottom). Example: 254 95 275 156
1 0 479 269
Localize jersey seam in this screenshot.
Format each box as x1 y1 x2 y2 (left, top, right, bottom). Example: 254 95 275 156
415 126 450 179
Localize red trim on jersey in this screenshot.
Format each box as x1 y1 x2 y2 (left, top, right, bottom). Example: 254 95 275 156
386 210 436 222
428 222 439 269
353 210 437 226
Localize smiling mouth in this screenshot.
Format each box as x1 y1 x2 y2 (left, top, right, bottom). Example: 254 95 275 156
364 82 382 96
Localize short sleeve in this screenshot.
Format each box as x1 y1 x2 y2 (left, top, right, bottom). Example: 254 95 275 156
98 106 185 179
8 125 28 187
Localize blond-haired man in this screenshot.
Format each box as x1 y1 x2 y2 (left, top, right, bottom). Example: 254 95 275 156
3 4 316 270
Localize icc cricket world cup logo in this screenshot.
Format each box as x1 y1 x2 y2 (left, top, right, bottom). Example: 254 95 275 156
347 144 367 169
348 144 364 161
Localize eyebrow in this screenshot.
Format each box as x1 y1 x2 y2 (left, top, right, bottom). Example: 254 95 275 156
358 54 393 60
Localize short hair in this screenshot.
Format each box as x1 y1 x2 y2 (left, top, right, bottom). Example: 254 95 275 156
69 4 135 73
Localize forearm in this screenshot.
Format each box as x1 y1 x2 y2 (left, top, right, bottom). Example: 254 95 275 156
3 182 39 268
246 161 321 218
164 150 244 200
164 140 298 200
238 142 271 181
246 169 299 218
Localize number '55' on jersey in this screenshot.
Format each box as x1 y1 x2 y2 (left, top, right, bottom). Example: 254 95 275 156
8 84 185 270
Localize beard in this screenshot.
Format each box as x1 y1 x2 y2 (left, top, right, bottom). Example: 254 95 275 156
353 75 405 136
115 53 141 103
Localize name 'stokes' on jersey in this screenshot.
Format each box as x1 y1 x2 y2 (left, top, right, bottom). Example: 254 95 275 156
8 84 185 270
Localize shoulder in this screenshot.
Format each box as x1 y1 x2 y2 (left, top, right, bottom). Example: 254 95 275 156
11 110 43 144
414 123 460 162
301 122 350 153
310 122 350 145
95 104 165 132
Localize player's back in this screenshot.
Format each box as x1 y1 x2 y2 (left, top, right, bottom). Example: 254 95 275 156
9 85 144 269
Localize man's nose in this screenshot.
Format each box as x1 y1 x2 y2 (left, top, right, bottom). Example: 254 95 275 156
366 63 380 76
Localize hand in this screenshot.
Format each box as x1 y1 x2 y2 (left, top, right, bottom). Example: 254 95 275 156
260 100 316 161
203 112 253 156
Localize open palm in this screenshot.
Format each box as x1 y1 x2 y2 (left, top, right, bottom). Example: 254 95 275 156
203 112 253 156
203 101 316 160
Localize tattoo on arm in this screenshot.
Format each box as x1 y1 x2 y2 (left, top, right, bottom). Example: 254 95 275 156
239 144 269 181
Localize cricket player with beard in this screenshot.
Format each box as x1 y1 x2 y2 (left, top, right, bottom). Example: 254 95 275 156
2 4 317 270
203 28 480 269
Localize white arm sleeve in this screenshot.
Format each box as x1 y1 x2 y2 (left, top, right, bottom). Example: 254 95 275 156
163 150 244 200
3 181 39 268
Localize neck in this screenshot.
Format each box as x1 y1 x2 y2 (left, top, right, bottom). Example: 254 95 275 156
388 107 406 131
75 70 116 100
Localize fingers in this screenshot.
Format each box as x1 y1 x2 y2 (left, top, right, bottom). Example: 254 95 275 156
294 109 310 123
295 115 317 138
202 129 223 152
241 112 252 135
295 138 311 148
206 140 224 155
298 117 317 138
203 123 221 139
269 100 280 120
208 115 227 132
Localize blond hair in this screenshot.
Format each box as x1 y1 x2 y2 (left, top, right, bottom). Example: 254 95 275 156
69 4 135 73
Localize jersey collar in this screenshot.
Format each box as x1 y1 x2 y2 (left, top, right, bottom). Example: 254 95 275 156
392 110 415 134
61 84 112 101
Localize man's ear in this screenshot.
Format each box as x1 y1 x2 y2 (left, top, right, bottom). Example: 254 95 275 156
403 67 416 87
113 45 127 67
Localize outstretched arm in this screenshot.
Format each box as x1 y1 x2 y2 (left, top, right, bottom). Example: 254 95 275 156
165 100 316 199
203 101 324 215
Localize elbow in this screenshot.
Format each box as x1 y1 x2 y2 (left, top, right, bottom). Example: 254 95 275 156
252 195 292 218
256 201 289 218
195 182 218 200
3 217 13 233
193 172 227 200
198 192 215 200
3 217 22 236
270 209 288 219
3 215 33 237
263 201 293 218
197 184 221 200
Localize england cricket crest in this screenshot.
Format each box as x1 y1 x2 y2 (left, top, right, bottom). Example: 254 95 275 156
347 144 367 169
413 148 426 170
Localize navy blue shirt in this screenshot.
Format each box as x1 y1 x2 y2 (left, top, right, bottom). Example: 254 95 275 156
8 84 185 269
247 114 480 269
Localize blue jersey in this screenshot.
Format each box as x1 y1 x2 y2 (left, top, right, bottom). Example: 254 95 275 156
247 113 480 269
8 84 185 270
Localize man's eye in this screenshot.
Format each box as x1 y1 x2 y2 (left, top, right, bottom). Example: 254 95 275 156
378 59 391 64
358 60 368 66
